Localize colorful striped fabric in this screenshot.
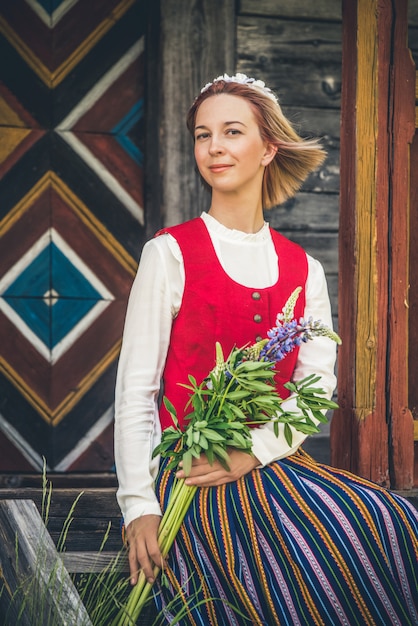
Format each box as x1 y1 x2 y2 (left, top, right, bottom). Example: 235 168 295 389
154 449 418 625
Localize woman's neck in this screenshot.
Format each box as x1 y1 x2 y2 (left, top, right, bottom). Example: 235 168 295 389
208 196 264 234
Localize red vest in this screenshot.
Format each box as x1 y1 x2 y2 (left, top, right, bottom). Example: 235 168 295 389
157 217 308 431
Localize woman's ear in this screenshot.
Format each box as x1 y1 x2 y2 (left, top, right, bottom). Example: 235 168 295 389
261 144 278 167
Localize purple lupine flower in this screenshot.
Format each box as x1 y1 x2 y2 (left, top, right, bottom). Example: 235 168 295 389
259 317 337 363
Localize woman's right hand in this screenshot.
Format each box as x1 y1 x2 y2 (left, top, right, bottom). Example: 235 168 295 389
125 514 162 585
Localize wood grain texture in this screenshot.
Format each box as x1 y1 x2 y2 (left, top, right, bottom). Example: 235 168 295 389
158 0 235 226
239 0 342 21
409 133 418 444
267 191 339 232
62 550 128 573
388 0 416 489
409 0 418 25
0 488 122 551
332 0 415 489
237 17 342 110
0 499 92 625
354 0 379 422
331 0 369 475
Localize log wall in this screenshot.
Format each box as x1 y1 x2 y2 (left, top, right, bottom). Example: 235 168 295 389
154 0 342 325
236 1 341 327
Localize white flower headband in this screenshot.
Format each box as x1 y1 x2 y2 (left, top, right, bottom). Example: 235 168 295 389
200 73 279 104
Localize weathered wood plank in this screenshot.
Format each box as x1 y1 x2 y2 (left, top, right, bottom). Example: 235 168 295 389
283 107 341 194
409 0 418 26
282 235 338 332
267 192 339 232
332 0 415 490
158 0 235 226
0 488 122 551
62 551 129 574
0 500 92 626
0 487 119 516
332 0 393 485
284 105 341 137
237 17 342 109
409 133 418 430
388 0 416 489
279 231 338 275
239 0 342 21
409 25 418 55
0 472 118 489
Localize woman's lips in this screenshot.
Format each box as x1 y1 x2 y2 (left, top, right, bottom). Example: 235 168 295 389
209 164 232 173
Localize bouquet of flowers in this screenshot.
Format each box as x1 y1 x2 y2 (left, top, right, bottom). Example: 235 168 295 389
115 287 341 625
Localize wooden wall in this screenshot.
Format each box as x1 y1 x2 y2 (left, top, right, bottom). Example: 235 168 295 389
237 0 341 328
154 0 341 328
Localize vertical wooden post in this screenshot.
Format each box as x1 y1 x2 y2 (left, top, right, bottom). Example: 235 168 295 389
157 0 235 227
387 0 416 488
409 74 418 485
331 0 415 488
0 499 92 625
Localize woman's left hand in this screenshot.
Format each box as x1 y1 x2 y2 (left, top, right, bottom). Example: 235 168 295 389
175 448 260 487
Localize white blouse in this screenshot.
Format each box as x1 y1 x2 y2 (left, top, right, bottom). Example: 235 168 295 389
114 212 337 527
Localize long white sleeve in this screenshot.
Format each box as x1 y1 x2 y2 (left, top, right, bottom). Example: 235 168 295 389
114 215 337 525
114 239 176 526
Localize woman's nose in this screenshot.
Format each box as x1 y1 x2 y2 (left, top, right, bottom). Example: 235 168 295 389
208 136 225 155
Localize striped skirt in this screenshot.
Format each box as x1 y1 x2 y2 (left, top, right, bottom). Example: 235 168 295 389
153 450 418 625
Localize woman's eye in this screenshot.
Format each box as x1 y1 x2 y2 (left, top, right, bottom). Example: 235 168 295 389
226 128 241 136
195 132 209 140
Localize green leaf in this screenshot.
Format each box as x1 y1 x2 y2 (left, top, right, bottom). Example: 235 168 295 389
206 446 215 465
241 380 276 392
212 443 230 470
228 404 248 421
201 428 226 442
191 446 202 458
163 396 178 421
229 431 248 448
284 423 293 446
186 427 194 448
225 389 251 400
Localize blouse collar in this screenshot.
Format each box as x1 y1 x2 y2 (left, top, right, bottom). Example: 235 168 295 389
201 212 270 243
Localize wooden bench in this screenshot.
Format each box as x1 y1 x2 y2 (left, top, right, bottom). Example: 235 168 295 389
0 483 162 625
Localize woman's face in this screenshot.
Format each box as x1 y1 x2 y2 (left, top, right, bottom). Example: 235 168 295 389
193 94 273 198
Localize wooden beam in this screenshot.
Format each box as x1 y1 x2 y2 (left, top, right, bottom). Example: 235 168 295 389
0 500 92 625
387 0 416 488
0 487 122 552
331 0 415 488
415 70 418 128
62 551 129 574
332 0 389 483
157 0 235 227
239 0 341 20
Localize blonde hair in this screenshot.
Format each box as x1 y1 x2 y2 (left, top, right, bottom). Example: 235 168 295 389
187 79 326 209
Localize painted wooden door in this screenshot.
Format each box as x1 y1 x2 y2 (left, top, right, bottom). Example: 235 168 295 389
0 0 147 474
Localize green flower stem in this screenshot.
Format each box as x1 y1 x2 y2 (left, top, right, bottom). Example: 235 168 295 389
114 480 197 626
215 371 242 417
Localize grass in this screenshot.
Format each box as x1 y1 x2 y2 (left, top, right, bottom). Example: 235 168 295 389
0 465 248 626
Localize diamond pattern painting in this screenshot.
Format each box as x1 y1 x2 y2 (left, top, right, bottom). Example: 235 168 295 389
0 0 147 472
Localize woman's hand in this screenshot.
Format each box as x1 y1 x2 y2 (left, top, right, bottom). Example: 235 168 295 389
176 448 260 487
125 514 162 585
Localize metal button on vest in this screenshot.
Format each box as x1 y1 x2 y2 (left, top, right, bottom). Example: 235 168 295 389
254 314 262 323
252 292 261 300
255 335 263 342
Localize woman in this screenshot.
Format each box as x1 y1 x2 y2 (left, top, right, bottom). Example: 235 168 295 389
114 74 418 625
